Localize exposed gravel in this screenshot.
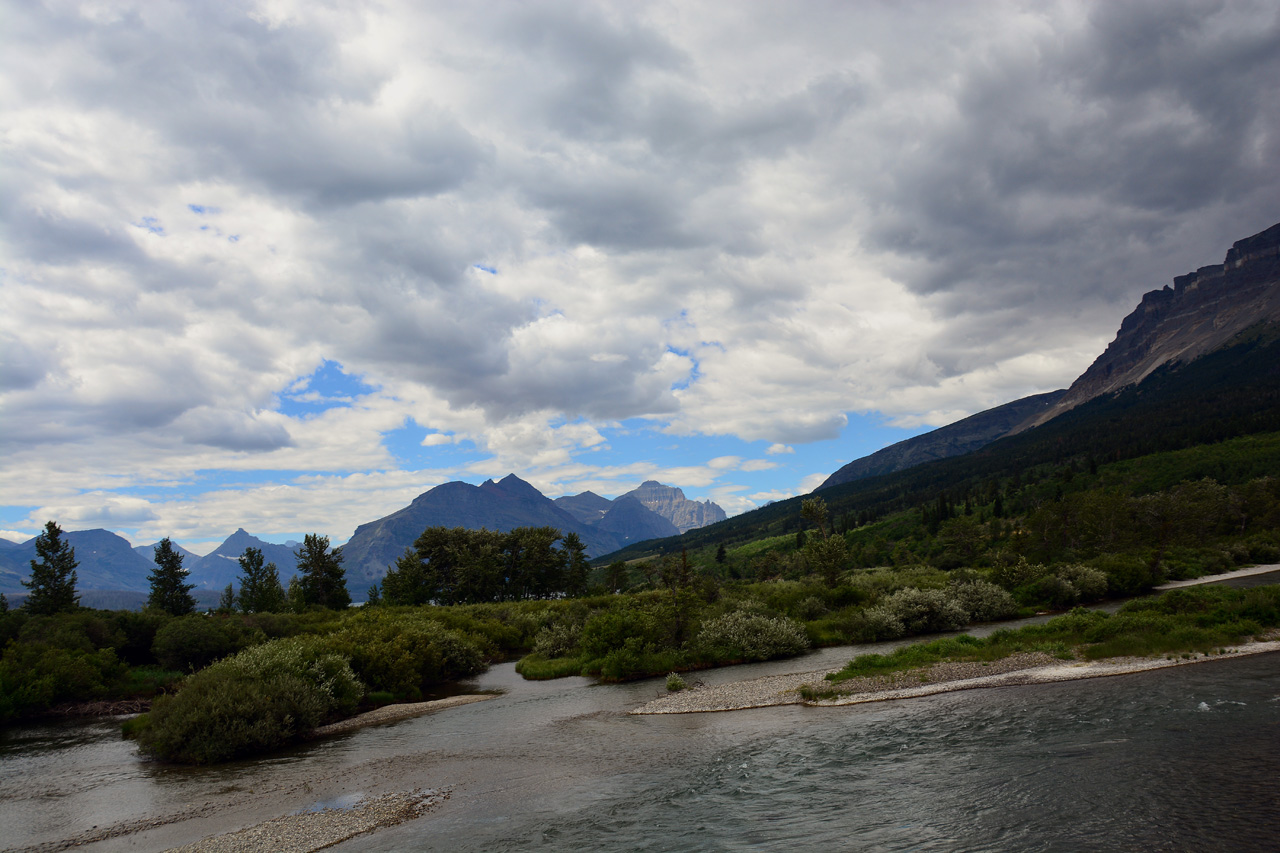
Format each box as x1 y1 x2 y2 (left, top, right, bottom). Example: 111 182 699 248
632 642 1280 714
309 693 495 738
168 789 450 853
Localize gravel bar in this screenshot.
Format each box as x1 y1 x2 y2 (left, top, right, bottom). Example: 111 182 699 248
168 789 450 853
632 641 1280 714
309 693 495 737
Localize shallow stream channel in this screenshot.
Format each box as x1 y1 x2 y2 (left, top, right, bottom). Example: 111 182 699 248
3 572 1279 853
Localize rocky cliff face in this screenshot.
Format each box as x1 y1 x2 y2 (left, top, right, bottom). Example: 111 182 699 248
623 481 727 533
1018 221 1280 431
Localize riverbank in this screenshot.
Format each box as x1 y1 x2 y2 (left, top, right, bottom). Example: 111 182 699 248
309 694 495 738
632 639 1280 714
169 789 450 853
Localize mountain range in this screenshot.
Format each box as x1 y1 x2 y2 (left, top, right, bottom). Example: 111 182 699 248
0 481 725 602
0 528 300 602
339 477 725 587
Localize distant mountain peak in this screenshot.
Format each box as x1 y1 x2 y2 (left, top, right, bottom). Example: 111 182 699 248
623 481 726 533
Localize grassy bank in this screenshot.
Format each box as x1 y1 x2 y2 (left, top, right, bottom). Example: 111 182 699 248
814 585 1280 697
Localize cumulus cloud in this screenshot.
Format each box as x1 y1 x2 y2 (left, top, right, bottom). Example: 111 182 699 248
2 0 1278 541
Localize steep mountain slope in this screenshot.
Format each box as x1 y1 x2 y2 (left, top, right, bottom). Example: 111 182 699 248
818 390 1066 491
622 481 727 532
1020 220 1280 431
594 495 680 544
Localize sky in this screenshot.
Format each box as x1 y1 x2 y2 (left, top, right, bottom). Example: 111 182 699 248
2 1 1279 553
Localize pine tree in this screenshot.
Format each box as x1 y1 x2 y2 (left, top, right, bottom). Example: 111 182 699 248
560 531 589 598
235 547 287 613
294 534 350 610
217 583 237 613
148 537 196 616
23 521 80 615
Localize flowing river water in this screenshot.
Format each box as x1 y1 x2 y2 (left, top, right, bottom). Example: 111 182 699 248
3 574 1279 852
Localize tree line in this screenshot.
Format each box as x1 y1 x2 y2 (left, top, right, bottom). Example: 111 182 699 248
380 526 589 606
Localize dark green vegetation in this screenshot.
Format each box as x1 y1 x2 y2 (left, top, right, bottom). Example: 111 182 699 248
147 538 196 616
380 526 589 605
291 534 351 610
22 522 80 615
130 611 483 764
813 585 1280 698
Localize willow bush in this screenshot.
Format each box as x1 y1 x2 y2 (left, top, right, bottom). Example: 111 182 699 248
134 636 362 764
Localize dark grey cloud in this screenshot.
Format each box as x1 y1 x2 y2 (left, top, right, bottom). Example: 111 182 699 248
865 1 1280 300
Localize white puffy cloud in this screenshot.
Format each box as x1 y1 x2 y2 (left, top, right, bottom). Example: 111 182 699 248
3 0 1278 542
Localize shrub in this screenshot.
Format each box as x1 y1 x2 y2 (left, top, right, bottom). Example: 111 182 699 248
579 608 664 662
881 588 968 635
666 672 687 692
0 644 125 722
152 615 263 672
135 635 362 764
694 610 810 663
323 611 485 697
991 557 1048 591
949 580 1018 622
858 605 905 640
532 621 581 658
1089 553 1161 596
1055 564 1108 602
1025 575 1081 609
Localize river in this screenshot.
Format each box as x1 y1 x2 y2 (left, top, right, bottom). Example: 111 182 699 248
3 578 1279 852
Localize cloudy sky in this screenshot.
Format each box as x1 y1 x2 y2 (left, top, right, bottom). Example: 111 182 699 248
2 0 1278 552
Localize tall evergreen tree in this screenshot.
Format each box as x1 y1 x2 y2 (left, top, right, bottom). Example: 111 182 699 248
560 531 589 597
148 537 196 616
23 520 80 615
235 546 287 613
294 534 350 610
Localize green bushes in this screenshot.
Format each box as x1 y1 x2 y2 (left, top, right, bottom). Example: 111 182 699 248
949 579 1019 622
826 586 1280 686
135 636 363 764
151 615 263 672
323 611 485 698
693 610 810 663
0 644 125 721
131 611 487 763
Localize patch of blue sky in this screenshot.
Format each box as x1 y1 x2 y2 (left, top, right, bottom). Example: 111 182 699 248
473 264 497 274
277 360 378 419
136 216 164 235
665 345 701 390
584 412 930 505
0 505 40 539
188 204 221 215
381 419 480 469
